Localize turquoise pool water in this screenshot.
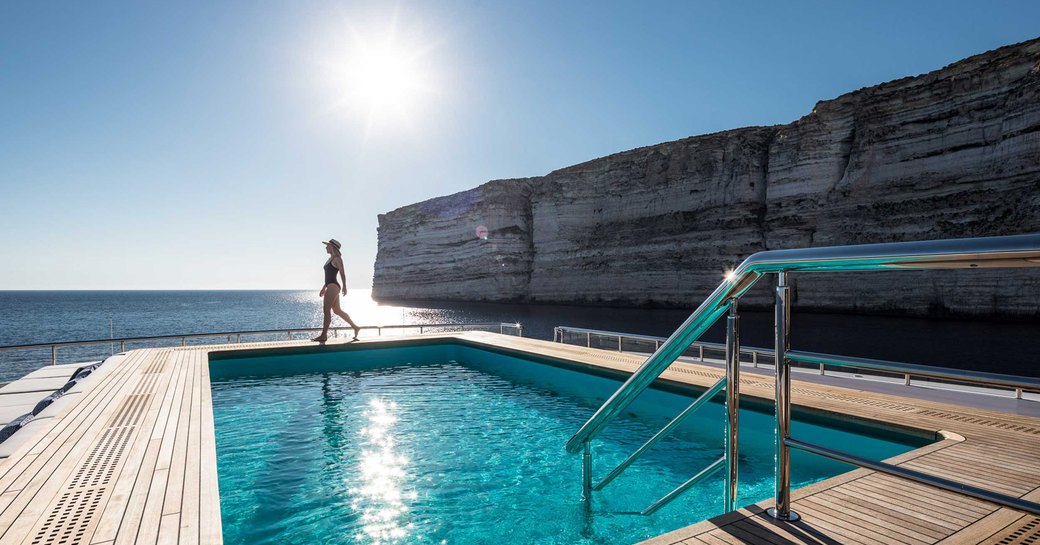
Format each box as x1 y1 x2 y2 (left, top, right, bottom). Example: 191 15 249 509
209 343 930 545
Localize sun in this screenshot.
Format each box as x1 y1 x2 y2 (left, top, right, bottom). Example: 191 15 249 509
349 42 424 116
318 14 437 136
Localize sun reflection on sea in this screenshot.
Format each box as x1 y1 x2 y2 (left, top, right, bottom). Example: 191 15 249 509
350 399 419 544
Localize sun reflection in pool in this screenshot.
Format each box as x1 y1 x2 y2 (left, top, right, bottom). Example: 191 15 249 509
350 399 418 544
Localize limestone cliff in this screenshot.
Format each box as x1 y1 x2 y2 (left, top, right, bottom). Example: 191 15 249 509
374 38 1040 317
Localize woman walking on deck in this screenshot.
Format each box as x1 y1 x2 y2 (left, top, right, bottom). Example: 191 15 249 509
313 238 361 342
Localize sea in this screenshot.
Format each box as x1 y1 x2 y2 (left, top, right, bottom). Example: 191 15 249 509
0 290 1037 383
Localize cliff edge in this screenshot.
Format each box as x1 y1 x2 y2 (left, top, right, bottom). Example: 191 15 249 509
374 38 1040 317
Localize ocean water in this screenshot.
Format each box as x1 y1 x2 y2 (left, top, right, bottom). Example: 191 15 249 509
210 344 926 545
1 289 1038 383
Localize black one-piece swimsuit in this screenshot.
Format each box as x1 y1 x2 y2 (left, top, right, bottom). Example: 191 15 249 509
323 260 339 287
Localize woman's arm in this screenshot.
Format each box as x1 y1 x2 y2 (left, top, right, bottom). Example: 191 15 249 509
334 256 347 295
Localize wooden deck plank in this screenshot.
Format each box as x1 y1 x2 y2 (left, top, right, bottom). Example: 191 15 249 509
162 349 194 517
196 351 222 545
798 496 931 545
849 478 987 522
813 487 951 539
178 351 203 545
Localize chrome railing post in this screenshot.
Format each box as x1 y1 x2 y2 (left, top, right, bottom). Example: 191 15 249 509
518 324 523 337
51 345 56 366
1016 388 1023 399
587 332 591 347
753 351 758 368
618 335 623 352
581 441 593 502
120 340 125 352
768 271 800 522
699 345 704 361
181 337 186 347
725 300 740 512
499 324 503 334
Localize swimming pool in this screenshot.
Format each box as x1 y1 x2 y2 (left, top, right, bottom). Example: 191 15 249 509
209 342 931 545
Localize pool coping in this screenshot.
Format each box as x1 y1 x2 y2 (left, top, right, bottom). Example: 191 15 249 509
0 331 1035 544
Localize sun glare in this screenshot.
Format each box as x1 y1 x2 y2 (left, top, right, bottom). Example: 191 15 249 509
318 12 438 137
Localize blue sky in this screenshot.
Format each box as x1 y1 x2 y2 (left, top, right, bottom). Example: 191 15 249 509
2 1 1038 290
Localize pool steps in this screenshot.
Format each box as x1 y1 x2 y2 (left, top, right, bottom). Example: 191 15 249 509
568 233 1040 521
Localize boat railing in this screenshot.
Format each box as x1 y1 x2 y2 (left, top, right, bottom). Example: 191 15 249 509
564 233 1040 520
552 325 1036 400
0 322 523 366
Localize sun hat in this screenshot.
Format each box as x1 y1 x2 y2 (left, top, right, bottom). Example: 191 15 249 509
322 239 342 250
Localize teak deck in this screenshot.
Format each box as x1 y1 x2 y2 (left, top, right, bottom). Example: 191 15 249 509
0 332 1036 545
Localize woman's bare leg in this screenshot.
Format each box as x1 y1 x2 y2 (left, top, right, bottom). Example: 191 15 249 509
331 295 361 338
313 285 338 342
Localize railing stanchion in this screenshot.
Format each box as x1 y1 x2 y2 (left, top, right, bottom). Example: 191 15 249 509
181 337 186 347
120 341 125 352
51 345 56 366
420 325 424 334
587 332 591 347
725 300 740 513
581 441 593 502
655 340 660 351
1016 388 1023 399
753 351 758 368
518 325 523 337
768 271 799 522
236 334 241 343
905 374 911 386
699 345 704 361
499 324 503 334
618 335 623 352
820 362 825 375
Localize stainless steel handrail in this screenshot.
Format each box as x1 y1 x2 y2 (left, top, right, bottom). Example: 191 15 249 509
566 233 1040 454
0 322 524 365
593 377 727 492
554 325 770 366
555 325 1038 398
786 350 1040 391
566 233 1040 520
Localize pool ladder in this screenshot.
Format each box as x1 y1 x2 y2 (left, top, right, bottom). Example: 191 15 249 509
567 233 1040 519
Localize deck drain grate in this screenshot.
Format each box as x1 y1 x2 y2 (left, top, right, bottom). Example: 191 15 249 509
997 517 1040 544
670 367 720 380
67 426 134 489
30 488 104 545
916 410 1040 435
133 372 160 395
106 393 152 429
142 353 168 374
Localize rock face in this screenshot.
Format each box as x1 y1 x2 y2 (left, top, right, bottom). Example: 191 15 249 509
374 38 1040 317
